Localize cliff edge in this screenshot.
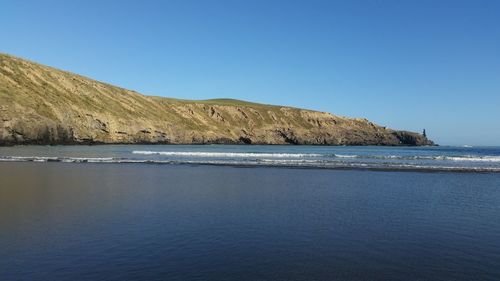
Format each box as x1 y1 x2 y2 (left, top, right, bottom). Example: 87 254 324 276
0 53 434 146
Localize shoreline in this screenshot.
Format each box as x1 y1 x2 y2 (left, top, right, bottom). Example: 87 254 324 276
1 160 498 174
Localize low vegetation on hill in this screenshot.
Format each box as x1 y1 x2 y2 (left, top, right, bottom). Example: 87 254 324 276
0 53 433 146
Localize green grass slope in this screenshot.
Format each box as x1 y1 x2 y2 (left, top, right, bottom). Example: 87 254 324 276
0 53 434 146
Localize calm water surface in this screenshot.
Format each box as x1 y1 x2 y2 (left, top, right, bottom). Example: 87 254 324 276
1 161 500 280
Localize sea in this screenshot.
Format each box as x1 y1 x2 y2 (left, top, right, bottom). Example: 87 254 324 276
0 145 500 172
1 145 500 280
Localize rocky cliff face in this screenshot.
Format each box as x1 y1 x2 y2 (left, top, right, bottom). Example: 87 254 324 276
0 53 434 146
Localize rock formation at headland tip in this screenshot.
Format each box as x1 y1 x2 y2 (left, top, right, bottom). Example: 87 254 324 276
0 53 434 146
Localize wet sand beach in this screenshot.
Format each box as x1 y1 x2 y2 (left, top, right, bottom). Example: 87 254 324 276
1 162 500 280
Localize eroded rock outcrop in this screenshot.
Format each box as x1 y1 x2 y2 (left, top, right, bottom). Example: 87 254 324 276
0 53 434 146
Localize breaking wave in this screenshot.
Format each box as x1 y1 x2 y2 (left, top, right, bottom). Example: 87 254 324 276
439 156 500 162
0 156 115 163
334 154 500 162
1 155 499 173
131 151 500 163
132 151 323 158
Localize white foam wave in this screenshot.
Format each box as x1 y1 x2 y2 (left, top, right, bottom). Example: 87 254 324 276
1 155 499 172
4 153 500 164
443 156 500 162
132 151 322 158
333 154 358 158
0 156 115 163
259 159 322 163
61 157 115 163
335 154 500 162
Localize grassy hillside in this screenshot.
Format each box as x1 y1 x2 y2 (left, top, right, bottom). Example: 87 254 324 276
0 53 433 146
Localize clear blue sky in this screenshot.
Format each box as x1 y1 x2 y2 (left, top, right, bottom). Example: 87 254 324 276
1 0 499 145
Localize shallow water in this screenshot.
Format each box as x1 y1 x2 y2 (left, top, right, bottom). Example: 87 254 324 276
1 162 500 280
1 145 500 172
